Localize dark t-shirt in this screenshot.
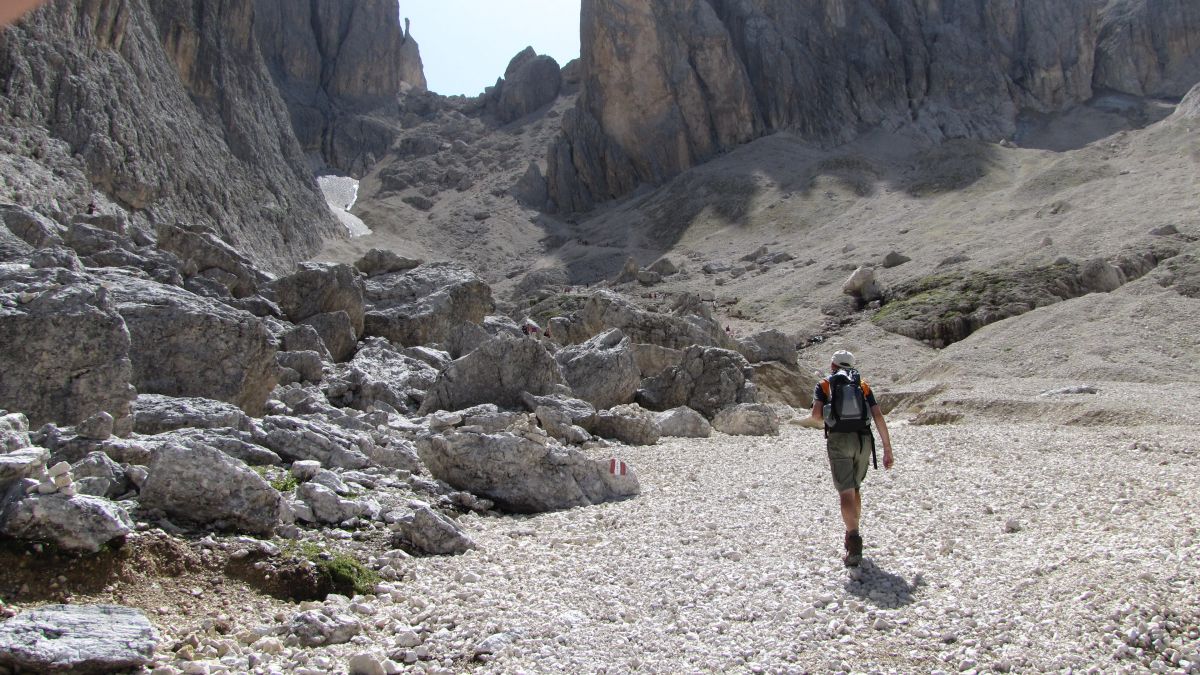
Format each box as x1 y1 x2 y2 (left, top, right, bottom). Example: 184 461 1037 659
813 372 878 408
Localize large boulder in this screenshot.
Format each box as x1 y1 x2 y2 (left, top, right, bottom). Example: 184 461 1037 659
0 448 48 486
632 343 684 378
0 605 157 674
637 346 756 418
393 500 476 555
268 262 366 336
99 269 278 416
155 222 268 298
300 310 358 363
0 494 133 553
354 248 423 277
419 335 566 414
737 329 796 364
593 403 662 446
0 266 136 431
712 403 780 436
554 328 641 409
655 406 712 438
416 423 639 513
492 48 562 123
556 291 734 350
751 362 818 409
139 443 282 535
294 482 375 525
140 427 281 467
843 266 883 303
0 204 64 249
362 262 494 352
521 393 597 430
131 394 255 435
323 338 438 415
256 416 375 469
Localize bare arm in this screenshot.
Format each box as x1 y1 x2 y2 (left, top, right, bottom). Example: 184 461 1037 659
870 404 894 469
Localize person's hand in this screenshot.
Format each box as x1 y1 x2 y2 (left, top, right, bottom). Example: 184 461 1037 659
883 446 894 469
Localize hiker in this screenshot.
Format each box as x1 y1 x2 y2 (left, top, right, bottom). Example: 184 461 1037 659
809 349 894 567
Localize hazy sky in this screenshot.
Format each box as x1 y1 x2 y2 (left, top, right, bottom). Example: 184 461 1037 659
403 1 582 97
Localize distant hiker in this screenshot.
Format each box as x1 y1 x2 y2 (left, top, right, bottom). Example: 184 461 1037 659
86 202 96 215
809 349 894 567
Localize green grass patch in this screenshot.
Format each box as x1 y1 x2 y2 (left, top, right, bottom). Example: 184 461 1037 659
282 541 380 597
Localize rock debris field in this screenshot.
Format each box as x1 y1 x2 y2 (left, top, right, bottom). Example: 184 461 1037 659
74 419 1190 675
379 422 1200 674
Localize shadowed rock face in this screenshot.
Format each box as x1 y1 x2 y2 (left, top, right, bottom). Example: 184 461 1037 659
0 0 341 273
254 0 426 174
548 0 1200 212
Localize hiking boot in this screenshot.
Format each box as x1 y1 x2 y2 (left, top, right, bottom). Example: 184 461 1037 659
843 532 863 568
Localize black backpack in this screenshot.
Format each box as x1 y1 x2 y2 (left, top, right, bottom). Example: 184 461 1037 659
823 369 871 434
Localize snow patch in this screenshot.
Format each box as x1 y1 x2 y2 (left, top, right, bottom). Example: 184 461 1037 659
318 175 371 237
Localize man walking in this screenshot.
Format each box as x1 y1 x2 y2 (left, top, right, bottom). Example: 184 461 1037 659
809 350 894 567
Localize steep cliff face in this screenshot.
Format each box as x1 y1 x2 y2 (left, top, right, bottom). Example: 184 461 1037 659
254 0 426 175
548 0 1200 212
0 0 340 272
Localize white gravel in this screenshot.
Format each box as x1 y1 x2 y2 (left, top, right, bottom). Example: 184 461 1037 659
149 419 1200 674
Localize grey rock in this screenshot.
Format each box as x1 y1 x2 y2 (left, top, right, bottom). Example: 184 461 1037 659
881 251 911 269
0 494 132 552
521 393 597 430
255 0 426 175
0 448 48 486
555 291 734 351
593 403 662 446
393 500 476 555
288 610 362 648
712 403 781 436
632 343 685 378
280 323 333 360
276 350 325 385
534 406 592 445
0 266 136 431
655 406 712 438
615 257 641 284
295 482 368 525
324 338 438 415
843 266 883 303
354 249 423 277
132 394 254 436
513 267 569 300
290 460 322 481
140 427 281 467
100 269 278 416
70 452 128 497
300 310 359 363
257 416 374 469
75 411 114 441
362 262 494 350
29 247 83 271
0 604 156 674
419 335 566 414
491 48 562 123
1 1 341 272
1 413 31 452
416 427 639 513
555 328 641 410
737 329 796 365
0 204 64 249
268 262 366 338
155 222 268 298
637 346 756 418
139 443 282 535
648 257 678 276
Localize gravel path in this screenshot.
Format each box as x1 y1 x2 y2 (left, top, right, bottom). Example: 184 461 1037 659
380 421 1200 673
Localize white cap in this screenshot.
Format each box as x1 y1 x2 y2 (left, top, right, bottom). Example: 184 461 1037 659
831 350 856 368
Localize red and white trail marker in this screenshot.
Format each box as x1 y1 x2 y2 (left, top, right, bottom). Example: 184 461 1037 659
608 458 628 476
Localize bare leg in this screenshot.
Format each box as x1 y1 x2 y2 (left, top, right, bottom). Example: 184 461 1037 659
838 489 859 532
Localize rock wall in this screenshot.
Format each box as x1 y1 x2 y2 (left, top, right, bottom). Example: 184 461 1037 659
254 0 426 175
547 0 1200 212
0 0 341 273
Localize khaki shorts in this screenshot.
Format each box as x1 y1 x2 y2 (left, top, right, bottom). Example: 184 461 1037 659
827 431 873 492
